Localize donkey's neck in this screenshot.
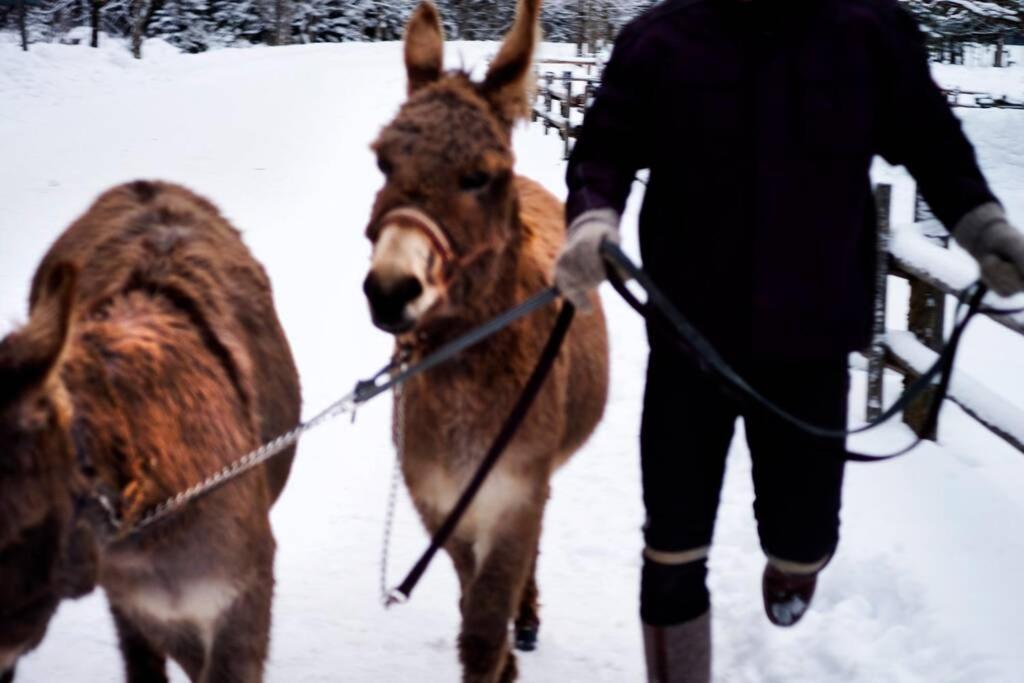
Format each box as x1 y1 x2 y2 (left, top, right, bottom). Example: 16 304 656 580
409 231 532 353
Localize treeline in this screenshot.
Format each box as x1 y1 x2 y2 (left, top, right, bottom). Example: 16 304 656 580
0 0 653 55
0 1 1020 60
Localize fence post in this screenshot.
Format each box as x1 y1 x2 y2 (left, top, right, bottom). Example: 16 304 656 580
561 71 572 121
902 191 949 439
18 0 29 51
544 72 554 113
562 71 573 160
866 184 892 421
584 80 596 109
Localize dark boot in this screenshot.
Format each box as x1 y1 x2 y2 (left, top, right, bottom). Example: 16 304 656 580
642 611 711 683
762 562 818 627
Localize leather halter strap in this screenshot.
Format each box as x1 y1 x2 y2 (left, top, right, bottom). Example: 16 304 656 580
377 207 455 266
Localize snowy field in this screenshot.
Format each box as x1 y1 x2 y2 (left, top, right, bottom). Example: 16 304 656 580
2 36 1024 682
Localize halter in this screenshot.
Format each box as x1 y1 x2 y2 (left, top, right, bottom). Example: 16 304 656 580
377 207 456 269
373 207 502 284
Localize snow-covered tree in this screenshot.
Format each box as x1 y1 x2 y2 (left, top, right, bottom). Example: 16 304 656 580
901 0 1021 39
8 0 661 52
149 0 212 52
900 0 1021 65
291 0 415 43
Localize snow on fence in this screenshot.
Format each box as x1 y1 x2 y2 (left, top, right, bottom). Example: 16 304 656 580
942 87 1024 109
866 184 1024 453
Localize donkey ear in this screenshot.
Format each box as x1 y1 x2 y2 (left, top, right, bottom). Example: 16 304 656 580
7 262 78 387
405 1 445 96
482 0 541 124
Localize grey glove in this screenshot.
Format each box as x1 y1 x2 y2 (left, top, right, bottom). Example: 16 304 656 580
554 208 620 312
953 202 1024 297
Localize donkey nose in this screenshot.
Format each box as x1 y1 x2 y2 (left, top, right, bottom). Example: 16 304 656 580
363 272 423 332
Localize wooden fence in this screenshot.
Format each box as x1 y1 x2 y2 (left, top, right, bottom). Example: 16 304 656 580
942 87 1024 109
866 185 1024 454
531 63 601 160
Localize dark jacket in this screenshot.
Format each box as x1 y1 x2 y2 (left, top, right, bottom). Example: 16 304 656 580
566 0 997 359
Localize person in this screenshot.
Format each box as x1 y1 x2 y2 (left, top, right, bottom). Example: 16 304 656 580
553 0 1024 681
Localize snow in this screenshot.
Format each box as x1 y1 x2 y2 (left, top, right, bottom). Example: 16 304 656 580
2 37 1024 682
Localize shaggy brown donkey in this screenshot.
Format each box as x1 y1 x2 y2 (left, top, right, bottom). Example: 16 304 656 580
0 181 300 682
363 2 609 680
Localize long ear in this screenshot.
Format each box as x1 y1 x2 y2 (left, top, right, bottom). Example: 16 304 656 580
2 262 78 389
482 0 541 124
405 1 445 96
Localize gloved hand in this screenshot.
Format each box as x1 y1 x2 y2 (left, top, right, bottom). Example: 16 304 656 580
554 208 621 312
953 202 1024 297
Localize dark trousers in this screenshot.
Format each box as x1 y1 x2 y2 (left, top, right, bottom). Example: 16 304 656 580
639 345 849 625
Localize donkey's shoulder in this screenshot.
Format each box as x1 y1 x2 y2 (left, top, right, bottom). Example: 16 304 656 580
515 175 565 275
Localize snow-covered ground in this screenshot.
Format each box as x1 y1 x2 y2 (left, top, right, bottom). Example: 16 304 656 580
2 36 1023 682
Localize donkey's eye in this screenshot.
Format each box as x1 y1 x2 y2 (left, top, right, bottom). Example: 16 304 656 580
377 157 394 177
458 171 491 192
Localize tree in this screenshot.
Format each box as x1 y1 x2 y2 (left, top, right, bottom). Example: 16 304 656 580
901 0 1020 39
148 0 217 52
900 0 1021 65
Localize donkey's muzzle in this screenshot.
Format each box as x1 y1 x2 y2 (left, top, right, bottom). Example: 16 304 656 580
364 271 422 333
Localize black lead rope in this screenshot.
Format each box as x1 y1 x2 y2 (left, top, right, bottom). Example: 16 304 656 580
601 240 989 461
351 288 560 405
385 302 576 606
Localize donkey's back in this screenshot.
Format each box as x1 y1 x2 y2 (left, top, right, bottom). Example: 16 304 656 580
30 181 301 501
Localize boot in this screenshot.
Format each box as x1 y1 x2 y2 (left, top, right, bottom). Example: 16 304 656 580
642 611 711 683
762 562 818 627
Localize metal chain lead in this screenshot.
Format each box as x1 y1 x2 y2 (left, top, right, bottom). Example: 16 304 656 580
94 289 559 540
126 392 360 535
380 355 409 605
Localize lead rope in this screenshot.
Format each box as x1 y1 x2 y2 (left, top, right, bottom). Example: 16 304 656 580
384 302 576 606
599 240 990 461
98 289 560 539
379 358 407 604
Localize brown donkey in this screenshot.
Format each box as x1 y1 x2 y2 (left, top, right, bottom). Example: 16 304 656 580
363 2 609 680
0 181 300 682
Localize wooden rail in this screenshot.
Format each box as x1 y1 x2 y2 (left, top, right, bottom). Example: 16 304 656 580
867 184 1024 454
943 88 1024 109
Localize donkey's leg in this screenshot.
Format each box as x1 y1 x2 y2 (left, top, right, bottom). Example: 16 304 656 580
110 606 170 683
200 581 272 683
459 505 543 683
447 537 477 618
513 549 541 652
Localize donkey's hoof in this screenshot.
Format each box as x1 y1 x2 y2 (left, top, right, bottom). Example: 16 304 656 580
514 625 538 652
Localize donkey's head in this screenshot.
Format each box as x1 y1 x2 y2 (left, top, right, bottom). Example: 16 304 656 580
364 0 540 334
0 264 97 677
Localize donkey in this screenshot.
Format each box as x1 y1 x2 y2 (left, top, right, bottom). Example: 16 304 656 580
0 181 301 683
362 2 609 680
